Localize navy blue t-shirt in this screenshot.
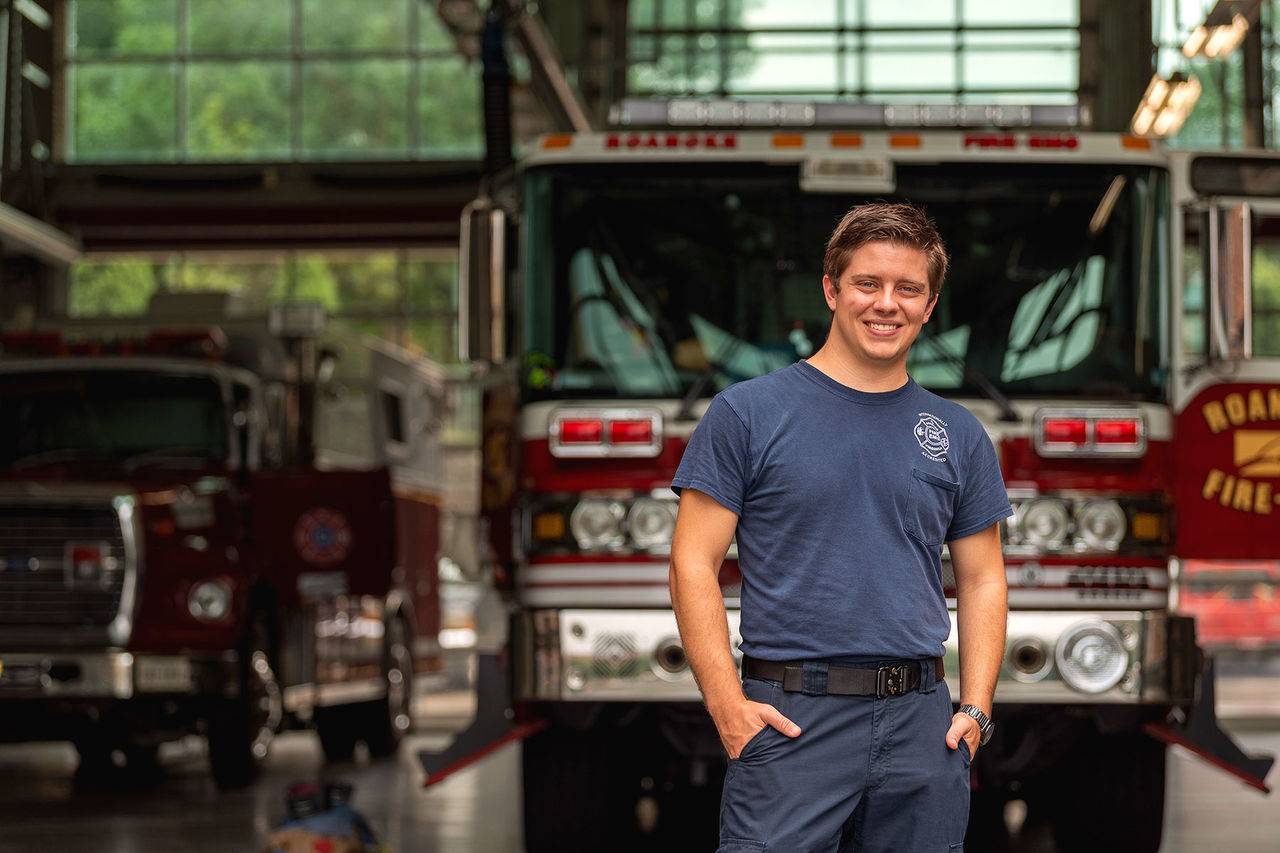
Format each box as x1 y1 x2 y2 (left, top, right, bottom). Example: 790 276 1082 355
671 361 1012 661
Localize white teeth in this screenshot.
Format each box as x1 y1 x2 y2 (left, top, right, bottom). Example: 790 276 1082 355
867 322 898 331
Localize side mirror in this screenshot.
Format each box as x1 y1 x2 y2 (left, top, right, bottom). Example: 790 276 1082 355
1208 203 1253 360
459 198 507 364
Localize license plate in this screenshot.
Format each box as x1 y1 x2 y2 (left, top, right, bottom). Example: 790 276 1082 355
134 656 193 692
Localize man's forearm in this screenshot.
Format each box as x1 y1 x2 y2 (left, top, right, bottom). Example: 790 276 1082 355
956 574 1007 713
670 559 743 714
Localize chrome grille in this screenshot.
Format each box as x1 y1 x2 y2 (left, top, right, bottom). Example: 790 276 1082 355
0 503 128 628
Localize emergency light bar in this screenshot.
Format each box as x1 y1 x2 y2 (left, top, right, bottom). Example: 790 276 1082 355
611 99 1087 130
549 408 663 459
1034 409 1146 458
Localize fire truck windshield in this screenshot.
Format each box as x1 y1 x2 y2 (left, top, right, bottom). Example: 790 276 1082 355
522 161 1167 401
0 369 229 471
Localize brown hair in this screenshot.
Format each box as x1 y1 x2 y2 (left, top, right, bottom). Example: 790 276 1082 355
823 202 948 300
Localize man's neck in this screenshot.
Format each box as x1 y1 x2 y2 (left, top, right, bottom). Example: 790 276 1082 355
805 346 910 393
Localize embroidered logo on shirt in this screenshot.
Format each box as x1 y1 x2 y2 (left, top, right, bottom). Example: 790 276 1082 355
915 413 950 462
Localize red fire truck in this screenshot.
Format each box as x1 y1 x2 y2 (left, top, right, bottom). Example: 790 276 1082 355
0 295 446 789
433 103 1276 852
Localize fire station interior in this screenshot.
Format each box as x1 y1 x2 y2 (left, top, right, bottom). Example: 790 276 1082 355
0 1 1278 851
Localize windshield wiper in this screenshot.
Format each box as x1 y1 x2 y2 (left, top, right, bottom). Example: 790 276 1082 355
916 330 1021 423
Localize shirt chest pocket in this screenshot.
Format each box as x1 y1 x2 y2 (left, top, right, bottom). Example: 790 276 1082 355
904 468 960 547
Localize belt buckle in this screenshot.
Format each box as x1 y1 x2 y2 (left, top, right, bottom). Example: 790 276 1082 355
876 664 908 698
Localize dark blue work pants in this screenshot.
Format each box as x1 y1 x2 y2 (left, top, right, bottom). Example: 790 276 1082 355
718 660 971 852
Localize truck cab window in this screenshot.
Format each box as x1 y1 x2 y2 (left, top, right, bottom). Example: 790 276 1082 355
1250 213 1280 357
0 371 228 471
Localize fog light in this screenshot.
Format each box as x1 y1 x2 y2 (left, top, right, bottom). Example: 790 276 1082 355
569 500 626 550
1075 500 1126 551
628 498 677 550
188 579 232 622
1017 499 1070 550
1056 621 1128 694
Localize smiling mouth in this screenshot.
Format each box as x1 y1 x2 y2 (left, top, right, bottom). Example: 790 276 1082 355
865 322 900 332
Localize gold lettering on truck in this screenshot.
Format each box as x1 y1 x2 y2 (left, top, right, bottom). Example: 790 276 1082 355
1198 388 1280 516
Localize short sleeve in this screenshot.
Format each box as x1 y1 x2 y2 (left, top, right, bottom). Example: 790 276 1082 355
670 394 750 515
946 432 1013 541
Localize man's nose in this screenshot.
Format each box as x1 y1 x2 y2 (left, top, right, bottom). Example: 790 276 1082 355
874 287 897 311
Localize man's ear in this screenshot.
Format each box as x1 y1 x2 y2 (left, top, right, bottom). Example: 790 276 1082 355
923 294 939 323
822 274 839 310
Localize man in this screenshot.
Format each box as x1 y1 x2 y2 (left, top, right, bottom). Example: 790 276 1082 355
669 202 1010 852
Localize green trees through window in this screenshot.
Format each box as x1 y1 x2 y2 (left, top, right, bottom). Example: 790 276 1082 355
69 251 460 364
65 0 482 162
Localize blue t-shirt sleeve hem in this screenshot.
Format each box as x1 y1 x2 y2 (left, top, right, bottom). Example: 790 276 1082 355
947 504 1014 542
670 478 743 516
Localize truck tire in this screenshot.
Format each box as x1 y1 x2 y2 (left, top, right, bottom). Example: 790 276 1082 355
208 611 282 790
1050 731 1165 853
363 614 414 757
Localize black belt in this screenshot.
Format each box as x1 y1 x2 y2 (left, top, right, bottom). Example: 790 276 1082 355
742 655 945 699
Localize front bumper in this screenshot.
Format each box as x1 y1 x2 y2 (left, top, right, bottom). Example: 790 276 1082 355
511 609 1197 707
0 650 239 700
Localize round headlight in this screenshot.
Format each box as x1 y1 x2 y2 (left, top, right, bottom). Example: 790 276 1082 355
569 499 626 550
1055 620 1128 694
627 498 677 550
1075 500 1127 551
1016 499 1071 550
188 579 232 622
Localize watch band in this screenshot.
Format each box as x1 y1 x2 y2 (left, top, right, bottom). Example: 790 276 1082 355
958 703 994 746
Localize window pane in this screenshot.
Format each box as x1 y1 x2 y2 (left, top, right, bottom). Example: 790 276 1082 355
732 50 838 94
70 0 177 57
188 62 292 160
963 0 1075 26
70 64 176 161
418 58 483 156
303 61 409 157
1253 226 1280 357
962 51 1076 91
303 0 411 51
291 255 342 310
405 317 455 363
741 0 838 27
866 51 956 93
189 0 291 53
170 257 289 312
406 257 457 311
418 5 454 52
329 253 402 311
68 258 163 317
864 0 956 27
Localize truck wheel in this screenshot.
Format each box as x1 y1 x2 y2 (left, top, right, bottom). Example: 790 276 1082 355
363 615 414 757
208 613 282 790
1050 731 1165 853
522 725 610 853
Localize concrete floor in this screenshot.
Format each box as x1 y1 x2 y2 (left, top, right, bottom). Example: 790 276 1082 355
0 658 1277 853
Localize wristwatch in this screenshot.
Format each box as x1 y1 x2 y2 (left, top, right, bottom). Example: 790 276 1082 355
958 704 995 746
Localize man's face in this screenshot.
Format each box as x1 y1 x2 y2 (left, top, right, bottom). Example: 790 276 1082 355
821 240 936 369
